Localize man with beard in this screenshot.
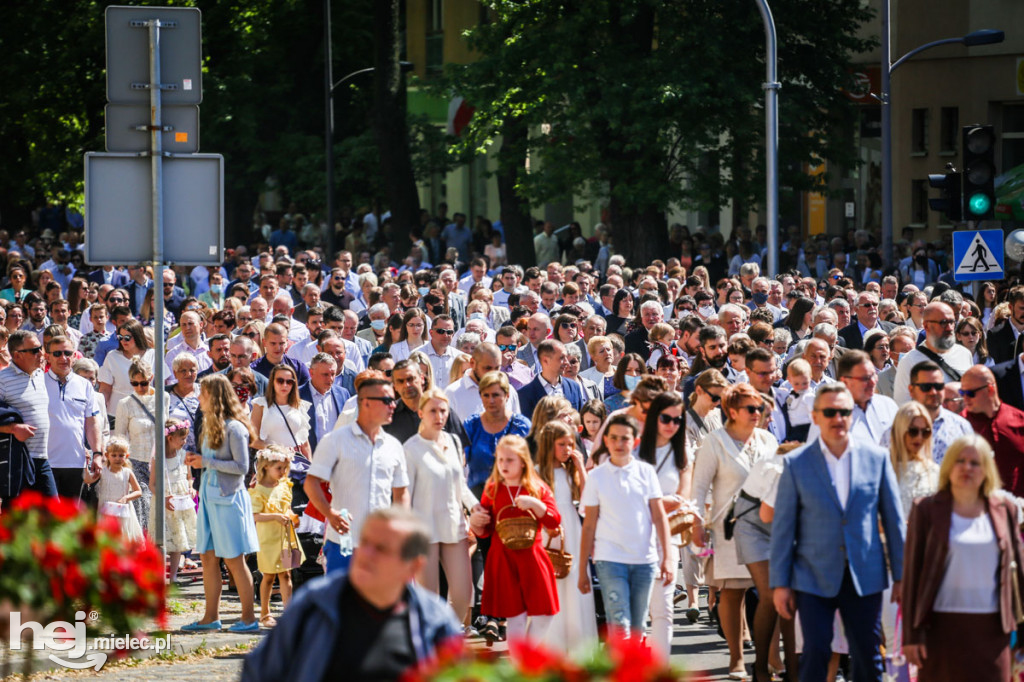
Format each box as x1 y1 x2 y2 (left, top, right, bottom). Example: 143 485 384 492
892 302 972 404
197 334 232 379
384 360 467 444
681 325 744 401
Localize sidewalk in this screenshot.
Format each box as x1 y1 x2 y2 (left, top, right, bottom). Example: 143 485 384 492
1 577 267 679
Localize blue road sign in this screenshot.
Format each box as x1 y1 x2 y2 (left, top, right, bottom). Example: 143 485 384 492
953 229 1004 282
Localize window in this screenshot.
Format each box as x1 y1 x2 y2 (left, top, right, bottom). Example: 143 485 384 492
939 107 958 155
911 179 928 224
911 108 929 155
1003 105 1024 173
425 0 444 76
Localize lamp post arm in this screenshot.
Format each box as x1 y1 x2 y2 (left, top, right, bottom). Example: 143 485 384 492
890 37 967 74
331 67 377 94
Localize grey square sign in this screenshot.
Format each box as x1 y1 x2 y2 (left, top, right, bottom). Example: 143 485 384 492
84 152 223 265
105 104 200 153
105 6 202 105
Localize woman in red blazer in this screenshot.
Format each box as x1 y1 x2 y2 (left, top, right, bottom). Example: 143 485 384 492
902 434 1024 681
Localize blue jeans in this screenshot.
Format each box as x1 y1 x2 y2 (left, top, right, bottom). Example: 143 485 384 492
26 458 57 497
594 560 657 637
323 539 352 576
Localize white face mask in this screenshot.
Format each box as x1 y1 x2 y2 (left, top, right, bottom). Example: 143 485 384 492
698 305 715 319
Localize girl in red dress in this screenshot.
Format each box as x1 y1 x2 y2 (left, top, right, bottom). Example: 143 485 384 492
470 434 561 643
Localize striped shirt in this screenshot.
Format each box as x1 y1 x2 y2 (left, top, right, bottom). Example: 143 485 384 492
0 364 49 459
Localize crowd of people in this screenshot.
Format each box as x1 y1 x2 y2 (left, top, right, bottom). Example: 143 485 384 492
2 212 1024 681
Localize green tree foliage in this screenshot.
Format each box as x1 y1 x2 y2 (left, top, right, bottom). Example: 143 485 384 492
441 0 875 266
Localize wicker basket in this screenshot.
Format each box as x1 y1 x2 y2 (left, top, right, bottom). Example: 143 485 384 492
544 529 573 579
669 511 696 546
496 505 538 550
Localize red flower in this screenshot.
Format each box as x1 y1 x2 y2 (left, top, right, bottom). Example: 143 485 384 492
0 523 12 543
509 637 564 676
45 495 81 521
39 541 67 571
10 490 45 511
64 564 88 600
50 576 65 604
607 633 662 682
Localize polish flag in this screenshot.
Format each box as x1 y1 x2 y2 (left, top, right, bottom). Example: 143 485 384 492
447 96 475 136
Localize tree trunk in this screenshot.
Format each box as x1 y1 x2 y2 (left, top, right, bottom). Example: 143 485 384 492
607 194 668 268
497 116 536 268
372 0 419 261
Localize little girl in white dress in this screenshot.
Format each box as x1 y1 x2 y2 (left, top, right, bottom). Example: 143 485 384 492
152 418 198 581
87 436 144 544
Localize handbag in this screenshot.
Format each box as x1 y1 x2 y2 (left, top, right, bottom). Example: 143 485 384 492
280 523 303 570
883 609 916 682
100 501 131 518
1008 505 1024 626
723 491 760 541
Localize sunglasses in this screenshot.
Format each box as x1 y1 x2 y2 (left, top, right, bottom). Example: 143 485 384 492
243 332 259 339
433 328 454 336
906 427 932 438
706 392 722 403
130 379 151 387
363 396 397 407
818 407 853 418
117 334 133 342
912 382 944 393
658 414 684 426
497 344 517 352
49 350 74 358
959 385 989 398
738 404 766 415
15 346 42 354
274 377 295 386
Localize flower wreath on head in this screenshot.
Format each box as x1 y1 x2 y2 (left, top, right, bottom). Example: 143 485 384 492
255 446 294 465
164 419 191 437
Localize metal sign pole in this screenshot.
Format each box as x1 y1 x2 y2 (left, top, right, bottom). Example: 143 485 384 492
148 18 167 552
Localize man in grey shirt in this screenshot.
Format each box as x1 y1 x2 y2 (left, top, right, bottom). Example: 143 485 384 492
0 330 55 496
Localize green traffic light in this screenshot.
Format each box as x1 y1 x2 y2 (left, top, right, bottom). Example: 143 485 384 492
968 192 993 216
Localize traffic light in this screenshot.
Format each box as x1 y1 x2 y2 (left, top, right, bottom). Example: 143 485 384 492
929 170 962 222
962 124 996 220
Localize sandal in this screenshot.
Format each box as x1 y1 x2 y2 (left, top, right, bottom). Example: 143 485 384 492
479 619 500 642
259 615 277 628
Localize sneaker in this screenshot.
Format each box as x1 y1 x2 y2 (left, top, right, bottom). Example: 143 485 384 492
685 608 700 624
673 586 688 604
464 624 479 638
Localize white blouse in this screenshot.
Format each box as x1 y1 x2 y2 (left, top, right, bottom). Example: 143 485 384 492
934 512 1000 614
254 397 311 449
98 348 157 413
404 432 478 544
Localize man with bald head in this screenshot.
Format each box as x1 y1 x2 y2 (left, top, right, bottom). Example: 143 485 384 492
785 338 836 391
444 342 522 422
892 302 972 404
517 313 551 371
962 364 1024 496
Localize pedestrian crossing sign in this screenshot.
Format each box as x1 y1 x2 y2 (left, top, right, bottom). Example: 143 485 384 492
952 229 1004 282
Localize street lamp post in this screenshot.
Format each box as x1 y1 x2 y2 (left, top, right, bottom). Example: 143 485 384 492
754 0 780 278
879 3 1004 266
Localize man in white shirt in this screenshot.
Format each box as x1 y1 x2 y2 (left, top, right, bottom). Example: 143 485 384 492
892 302 973 404
164 311 211 379
578 413 672 639
492 268 522 309
45 335 103 498
806 350 897 444
444 343 521 422
457 258 492 297
421 315 460 388
304 374 409 576
286 306 327 366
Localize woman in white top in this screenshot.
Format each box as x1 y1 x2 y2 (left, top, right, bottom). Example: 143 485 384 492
889 402 940 517
636 391 691 663
902 435 1024 682
114 357 166 537
691 383 777 679
250 364 311 457
99 319 156 416
388 308 429 362
579 335 616 399
403 389 477 627
535 420 597 654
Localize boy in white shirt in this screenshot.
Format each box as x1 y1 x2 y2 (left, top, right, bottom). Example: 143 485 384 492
578 413 672 638
783 359 815 438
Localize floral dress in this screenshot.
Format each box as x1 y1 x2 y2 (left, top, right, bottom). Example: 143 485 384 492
149 449 198 553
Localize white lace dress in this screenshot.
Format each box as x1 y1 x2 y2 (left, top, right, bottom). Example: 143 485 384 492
96 466 144 544
253 397 311 450
115 392 166 533
149 449 198 553
898 458 940 519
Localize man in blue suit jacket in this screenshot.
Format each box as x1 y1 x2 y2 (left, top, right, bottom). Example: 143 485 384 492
517 339 584 421
87 266 130 289
298 355 350 453
770 383 905 682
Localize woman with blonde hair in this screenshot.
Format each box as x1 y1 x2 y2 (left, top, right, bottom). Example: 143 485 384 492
407 349 435 390
691 382 777 679
902 435 1023 681
182 374 260 633
447 352 472 387
888 401 940 517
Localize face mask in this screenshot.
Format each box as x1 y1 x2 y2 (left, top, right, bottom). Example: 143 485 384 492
430 306 445 316
209 284 222 295
624 375 641 390
915 255 928 266
370 319 387 332
698 305 715 318
469 312 486 321
418 287 429 297
752 292 769 305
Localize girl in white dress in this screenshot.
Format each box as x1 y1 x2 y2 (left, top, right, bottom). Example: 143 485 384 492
154 418 198 581
250 364 312 457
535 420 598 654
86 436 144 544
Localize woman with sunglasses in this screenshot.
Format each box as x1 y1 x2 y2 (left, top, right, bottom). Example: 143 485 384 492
98 319 156 418
692 383 778 680
250 364 312 458
240 320 266 357
0 265 33 304
637 391 691 663
113 357 164 536
955 316 992 367
888 402 939 518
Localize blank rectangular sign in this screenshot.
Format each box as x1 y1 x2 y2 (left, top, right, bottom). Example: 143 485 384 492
84 152 223 265
105 6 202 105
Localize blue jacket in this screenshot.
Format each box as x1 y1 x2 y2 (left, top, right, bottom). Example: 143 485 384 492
769 438 905 598
0 402 34 498
241 575 462 682
517 374 584 423
298 382 350 452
